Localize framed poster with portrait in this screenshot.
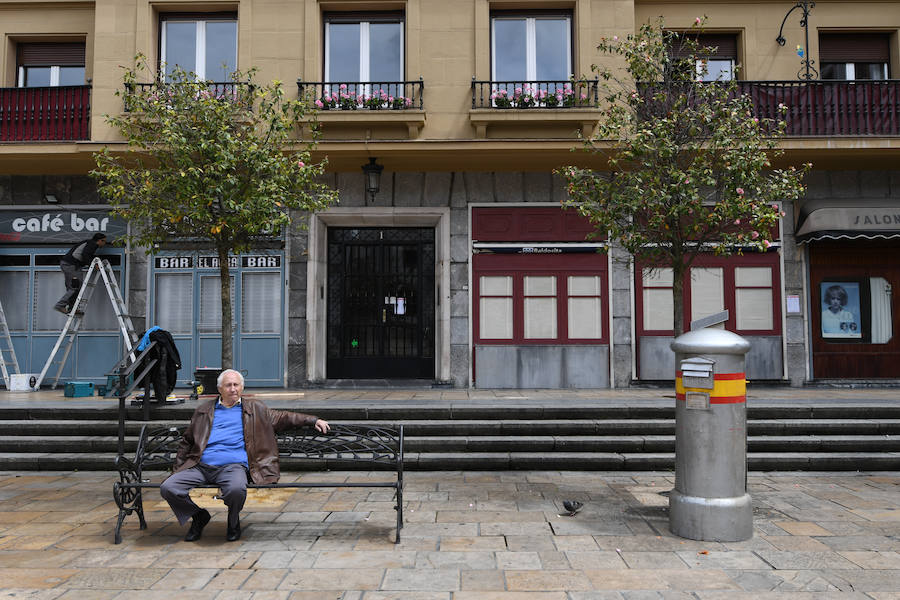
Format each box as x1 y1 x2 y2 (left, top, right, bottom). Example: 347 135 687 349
820 281 863 339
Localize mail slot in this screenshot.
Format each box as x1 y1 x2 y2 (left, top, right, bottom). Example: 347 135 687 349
680 356 715 390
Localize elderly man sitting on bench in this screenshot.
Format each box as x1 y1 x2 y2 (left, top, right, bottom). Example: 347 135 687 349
160 369 330 542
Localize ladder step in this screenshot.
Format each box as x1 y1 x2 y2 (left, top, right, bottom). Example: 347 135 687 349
32 258 137 390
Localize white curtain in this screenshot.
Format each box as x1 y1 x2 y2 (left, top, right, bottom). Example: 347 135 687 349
870 277 893 344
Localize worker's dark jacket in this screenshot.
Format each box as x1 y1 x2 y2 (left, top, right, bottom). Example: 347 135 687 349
173 397 318 484
142 328 181 399
61 238 101 268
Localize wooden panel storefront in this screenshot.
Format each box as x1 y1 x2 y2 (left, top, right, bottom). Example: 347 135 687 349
809 240 900 378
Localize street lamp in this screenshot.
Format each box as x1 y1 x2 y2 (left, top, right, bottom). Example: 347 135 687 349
776 1 818 80
362 157 384 204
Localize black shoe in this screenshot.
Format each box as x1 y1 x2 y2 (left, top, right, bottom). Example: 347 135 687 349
53 305 69 315
184 509 210 542
226 511 241 542
226 523 241 542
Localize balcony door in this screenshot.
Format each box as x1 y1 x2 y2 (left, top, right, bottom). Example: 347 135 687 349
16 42 85 87
160 14 237 81
325 13 403 84
820 33 890 80
491 13 571 82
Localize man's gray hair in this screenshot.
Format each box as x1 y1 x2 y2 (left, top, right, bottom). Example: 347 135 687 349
217 369 245 388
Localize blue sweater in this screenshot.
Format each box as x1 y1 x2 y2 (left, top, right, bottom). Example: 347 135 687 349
200 402 248 467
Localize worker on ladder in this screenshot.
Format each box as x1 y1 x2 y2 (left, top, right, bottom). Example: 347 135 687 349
54 233 108 315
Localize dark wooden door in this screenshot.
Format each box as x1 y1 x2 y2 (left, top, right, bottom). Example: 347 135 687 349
809 241 900 378
326 227 435 379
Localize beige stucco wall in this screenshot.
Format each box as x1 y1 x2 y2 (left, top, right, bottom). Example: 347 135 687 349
0 0 898 170
0 3 95 87
635 1 900 81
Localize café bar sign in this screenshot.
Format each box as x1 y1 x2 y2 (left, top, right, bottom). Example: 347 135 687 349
155 255 282 269
0 210 127 244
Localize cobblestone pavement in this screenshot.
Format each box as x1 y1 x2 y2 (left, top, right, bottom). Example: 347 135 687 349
0 470 898 599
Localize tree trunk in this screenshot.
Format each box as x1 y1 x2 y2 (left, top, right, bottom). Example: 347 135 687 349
672 262 686 338
218 244 234 369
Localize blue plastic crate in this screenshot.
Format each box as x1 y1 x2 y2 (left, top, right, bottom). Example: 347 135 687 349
64 381 94 397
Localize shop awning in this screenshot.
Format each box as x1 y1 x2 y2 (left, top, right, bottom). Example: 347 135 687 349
795 199 900 243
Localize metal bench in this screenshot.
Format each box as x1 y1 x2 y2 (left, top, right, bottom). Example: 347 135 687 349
113 423 404 544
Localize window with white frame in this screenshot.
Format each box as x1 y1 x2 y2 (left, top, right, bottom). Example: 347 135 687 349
491 13 571 82
669 33 737 82
639 259 778 334
161 14 237 81
325 13 404 83
735 267 774 330
690 267 725 327
475 269 606 343
568 275 604 339
641 268 674 331
820 33 890 80
523 275 557 339
16 42 85 87
479 275 514 339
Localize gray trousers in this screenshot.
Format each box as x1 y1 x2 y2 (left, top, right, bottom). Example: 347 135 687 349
159 463 247 529
56 262 82 309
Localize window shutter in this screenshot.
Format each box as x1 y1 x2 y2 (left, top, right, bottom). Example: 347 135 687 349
670 34 737 58
241 272 280 333
155 274 194 334
819 33 890 62
17 42 85 66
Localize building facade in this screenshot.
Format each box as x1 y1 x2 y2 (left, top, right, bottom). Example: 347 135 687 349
1 0 899 388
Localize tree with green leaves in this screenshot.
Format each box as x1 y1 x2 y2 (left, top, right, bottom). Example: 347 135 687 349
93 56 337 369
561 18 809 336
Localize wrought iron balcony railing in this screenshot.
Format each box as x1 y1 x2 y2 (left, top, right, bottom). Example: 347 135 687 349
0 85 91 141
123 81 255 111
737 80 900 137
471 79 599 109
298 80 424 111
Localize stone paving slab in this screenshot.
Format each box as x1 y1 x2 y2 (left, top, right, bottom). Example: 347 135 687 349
0 470 898 597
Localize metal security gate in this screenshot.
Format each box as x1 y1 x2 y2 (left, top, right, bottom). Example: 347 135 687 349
327 227 435 379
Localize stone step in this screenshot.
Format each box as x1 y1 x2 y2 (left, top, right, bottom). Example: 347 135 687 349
3 433 898 455
1 418 897 437
1 451 897 471
2 403 898 472
3 403 900 421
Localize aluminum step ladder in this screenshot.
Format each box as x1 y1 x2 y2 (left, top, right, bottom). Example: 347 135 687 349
0 299 21 389
33 258 138 390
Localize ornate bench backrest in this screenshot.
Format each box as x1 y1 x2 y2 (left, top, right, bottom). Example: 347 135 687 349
275 424 400 465
135 424 401 470
139 426 184 471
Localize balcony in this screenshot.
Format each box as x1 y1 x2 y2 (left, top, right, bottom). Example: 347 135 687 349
740 80 900 137
641 80 900 138
469 79 601 138
124 81 255 111
297 80 426 139
0 86 91 142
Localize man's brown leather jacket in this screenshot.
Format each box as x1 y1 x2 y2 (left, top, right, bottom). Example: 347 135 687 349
173 396 319 484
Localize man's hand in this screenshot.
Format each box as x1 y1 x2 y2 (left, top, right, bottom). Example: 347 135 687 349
314 419 330 434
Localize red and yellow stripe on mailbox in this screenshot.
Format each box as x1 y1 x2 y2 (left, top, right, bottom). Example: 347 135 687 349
675 371 747 404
